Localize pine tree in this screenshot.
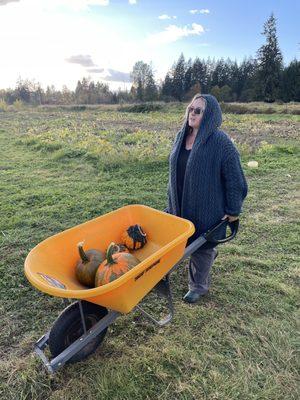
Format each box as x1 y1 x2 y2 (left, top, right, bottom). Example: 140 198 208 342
145 76 157 101
171 53 186 101
227 60 239 101
144 67 158 101
257 13 283 102
281 60 300 102
136 78 143 101
161 73 173 100
236 57 257 101
183 58 193 96
211 59 231 88
191 58 207 93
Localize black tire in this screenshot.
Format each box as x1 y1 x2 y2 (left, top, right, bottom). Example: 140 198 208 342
49 300 108 363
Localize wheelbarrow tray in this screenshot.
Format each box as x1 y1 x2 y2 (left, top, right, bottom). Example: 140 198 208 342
25 204 195 313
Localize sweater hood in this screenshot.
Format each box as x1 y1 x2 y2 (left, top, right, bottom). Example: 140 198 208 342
182 94 222 144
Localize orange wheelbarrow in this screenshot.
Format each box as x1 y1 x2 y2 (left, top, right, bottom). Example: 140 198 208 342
24 205 238 373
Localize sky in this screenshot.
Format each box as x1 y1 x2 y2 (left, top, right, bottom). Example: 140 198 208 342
0 0 299 91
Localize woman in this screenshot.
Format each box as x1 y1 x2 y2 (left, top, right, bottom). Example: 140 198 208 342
166 94 248 303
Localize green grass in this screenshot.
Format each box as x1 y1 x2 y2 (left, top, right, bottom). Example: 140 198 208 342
0 107 299 400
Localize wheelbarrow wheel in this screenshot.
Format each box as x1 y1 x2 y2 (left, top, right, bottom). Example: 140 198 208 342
49 300 108 363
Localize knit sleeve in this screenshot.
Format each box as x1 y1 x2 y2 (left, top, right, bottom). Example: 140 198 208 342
221 141 248 216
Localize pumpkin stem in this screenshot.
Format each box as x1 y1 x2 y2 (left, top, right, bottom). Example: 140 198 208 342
106 242 117 264
77 242 89 263
136 224 146 237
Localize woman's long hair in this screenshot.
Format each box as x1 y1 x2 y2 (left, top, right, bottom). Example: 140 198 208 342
184 93 207 135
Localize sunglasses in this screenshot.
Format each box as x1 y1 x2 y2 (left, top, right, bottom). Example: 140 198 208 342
188 106 205 115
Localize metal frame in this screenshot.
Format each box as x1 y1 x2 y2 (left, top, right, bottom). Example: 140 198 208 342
134 234 208 327
34 219 238 373
136 274 174 326
34 307 120 373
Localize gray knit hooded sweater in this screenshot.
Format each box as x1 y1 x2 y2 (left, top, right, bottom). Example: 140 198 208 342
167 94 248 247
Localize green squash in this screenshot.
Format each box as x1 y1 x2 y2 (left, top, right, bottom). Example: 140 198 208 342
75 242 105 287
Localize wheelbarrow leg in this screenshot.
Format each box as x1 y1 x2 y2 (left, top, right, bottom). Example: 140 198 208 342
136 274 174 326
78 300 87 334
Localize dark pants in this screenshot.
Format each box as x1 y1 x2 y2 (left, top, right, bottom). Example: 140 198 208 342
188 247 218 294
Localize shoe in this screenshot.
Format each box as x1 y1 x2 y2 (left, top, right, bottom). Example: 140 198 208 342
183 290 206 304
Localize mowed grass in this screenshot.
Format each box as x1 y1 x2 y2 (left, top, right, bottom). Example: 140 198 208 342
0 105 299 400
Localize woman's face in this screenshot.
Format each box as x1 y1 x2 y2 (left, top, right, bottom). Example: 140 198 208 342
188 97 206 131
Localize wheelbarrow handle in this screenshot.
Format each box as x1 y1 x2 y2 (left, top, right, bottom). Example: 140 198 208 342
204 218 239 244
165 218 240 275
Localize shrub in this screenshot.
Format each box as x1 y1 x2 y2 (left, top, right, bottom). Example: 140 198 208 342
118 103 164 113
0 99 8 111
12 99 26 110
220 102 250 114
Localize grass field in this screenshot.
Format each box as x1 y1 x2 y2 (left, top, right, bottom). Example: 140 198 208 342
0 103 299 399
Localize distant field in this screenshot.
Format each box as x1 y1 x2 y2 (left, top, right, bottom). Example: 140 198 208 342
0 104 299 399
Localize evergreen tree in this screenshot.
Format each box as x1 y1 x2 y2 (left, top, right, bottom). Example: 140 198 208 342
88 81 96 103
211 59 231 88
171 53 186 101
257 13 283 102
144 67 158 101
75 80 83 104
15 78 31 103
226 59 239 101
205 57 216 91
183 58 193 96
161 72 174 100
191 58 208 93
236 57 257 101
281 60 300 102
136 78 144 101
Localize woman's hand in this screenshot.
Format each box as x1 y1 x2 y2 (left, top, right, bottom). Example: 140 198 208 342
222 214 239 223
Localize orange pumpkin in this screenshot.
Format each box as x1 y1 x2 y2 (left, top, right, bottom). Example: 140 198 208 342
95 242 139 287
75 242 105 287
121 224 147 250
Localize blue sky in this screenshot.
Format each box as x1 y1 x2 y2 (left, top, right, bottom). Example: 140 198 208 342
0 0 299 90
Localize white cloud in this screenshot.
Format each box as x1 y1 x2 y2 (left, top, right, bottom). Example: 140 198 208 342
60 0 110 11
0 0 20 5
2 0 111 12
0 0 183 90
128 0 137 4
147 23 205 45
66 55 96 67
87 68 105 73
45 0 110 12
158 14 177 20
190 9 210 15
0 0 144 90
103 69 132 82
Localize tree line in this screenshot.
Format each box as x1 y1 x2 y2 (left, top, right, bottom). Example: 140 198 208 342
0 14 299 105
